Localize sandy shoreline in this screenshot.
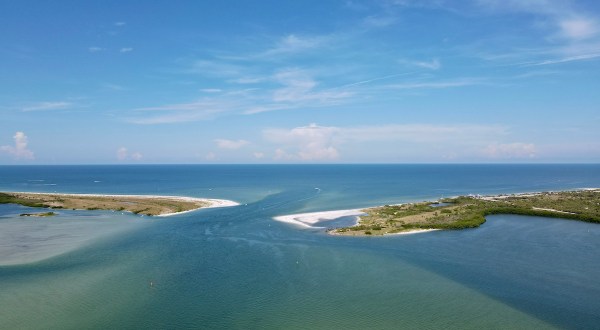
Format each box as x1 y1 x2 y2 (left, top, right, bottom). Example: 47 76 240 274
3 191 239 217
274 208 441 236
274 209 366 228
156 198 239 216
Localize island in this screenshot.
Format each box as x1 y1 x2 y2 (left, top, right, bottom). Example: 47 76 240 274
19 211 57 217
274 189 600 236
0 192 238 216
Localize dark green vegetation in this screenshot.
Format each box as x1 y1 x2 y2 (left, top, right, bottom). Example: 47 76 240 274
0 192 55 208
332 189 600 236
19 212 57 217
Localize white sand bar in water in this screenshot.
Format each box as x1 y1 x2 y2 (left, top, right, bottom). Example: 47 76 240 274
274 209 366 228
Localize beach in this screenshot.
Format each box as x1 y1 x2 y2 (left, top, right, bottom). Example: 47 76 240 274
274 188 600 237
274 208 442 236
1 192 239 216
274 209 366 228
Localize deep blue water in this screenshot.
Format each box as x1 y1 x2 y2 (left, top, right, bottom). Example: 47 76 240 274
0 164 599 329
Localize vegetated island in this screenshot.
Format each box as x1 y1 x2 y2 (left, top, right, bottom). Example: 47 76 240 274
329 189 600 236
0 192 238 217
20 211 57 217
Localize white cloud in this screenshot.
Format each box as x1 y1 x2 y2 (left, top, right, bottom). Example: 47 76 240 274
529 52 600 66
114 22 126 27
332 73 416 89
230 77 265 84
271 69 352 103
399 58 441 70
103 83 127 91
131 152 143 160
1 132 34 160
21 101 72 112
253 152 265 159
483 142 536 159
214 139 250 150
386 78 482 90
559 18 598 40
263 123 509 161
88 46 104 53
190 60 242 77
200 88 222 93
205 152 217 161
262 34 327 56
129 101 227 124
475 0 599 41
116 147 128 161
116 147 143 161
343 124 507 143
264 123 340 161
120 47 133 53
363 15 397 27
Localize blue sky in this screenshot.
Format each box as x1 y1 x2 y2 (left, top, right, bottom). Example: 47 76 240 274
1 0 599 164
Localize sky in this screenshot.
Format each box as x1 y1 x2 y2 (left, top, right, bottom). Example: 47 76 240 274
1 0 599 164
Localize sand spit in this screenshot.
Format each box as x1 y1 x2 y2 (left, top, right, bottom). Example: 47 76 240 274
2 192 239 217
273 209 366 228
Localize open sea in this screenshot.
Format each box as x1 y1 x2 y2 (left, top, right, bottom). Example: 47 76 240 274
1 164 599 329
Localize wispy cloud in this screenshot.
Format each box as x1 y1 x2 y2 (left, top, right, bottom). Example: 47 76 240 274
205 152 218 161
120 47 133 53
230 77 265 84
116 147 128 160
199 88 222 93
1 132 34 160
270 68 352 103
559 17 599 40
386 78 483 90
103 83 127 91
214 139 250 150
188 60 243 77
260 34 330 57
399 58 441 70
528 52 600 66
483 142 536 159
88 46 105 53
329 73 416 89
116 147 143 161
114 22 126 27
263 123 509 161
341 123 507 143
21 101 73 112
128 100 228 124
362 15 397 28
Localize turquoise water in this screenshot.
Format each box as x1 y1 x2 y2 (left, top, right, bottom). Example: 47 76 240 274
1 165 599 329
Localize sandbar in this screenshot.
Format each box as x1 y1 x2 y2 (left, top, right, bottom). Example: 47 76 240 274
0 191 239 216
274 209 365 228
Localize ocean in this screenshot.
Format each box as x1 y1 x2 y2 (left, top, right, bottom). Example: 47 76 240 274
1 164 599 329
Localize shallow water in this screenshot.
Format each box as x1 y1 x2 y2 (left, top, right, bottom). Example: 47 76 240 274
1 164 599 329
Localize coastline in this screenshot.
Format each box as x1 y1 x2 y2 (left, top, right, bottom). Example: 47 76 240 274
274 188 600 237
273 208 442 236
156 198 239 216
273 209 366 228
1 191 239 217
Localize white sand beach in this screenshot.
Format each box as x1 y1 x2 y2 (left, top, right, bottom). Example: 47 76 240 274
274 206 445 236
156 198 239 216
273 209 366 228
5 192 239 217
387 228 441 235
